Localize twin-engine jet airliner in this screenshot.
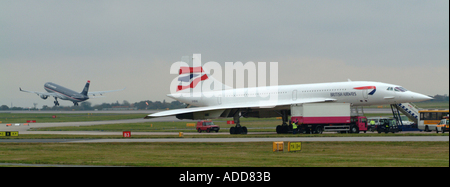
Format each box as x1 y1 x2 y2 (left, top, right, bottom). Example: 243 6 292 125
145 65 432 134
20 81 125 106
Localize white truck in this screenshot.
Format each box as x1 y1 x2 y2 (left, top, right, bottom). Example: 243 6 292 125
288 103 368 134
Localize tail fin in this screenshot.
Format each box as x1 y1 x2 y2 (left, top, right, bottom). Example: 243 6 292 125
81 80 90 96
176 54 232 93
176 66 232 92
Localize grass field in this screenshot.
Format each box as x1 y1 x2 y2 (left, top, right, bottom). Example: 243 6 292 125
365 101 449 109
0 142 447 167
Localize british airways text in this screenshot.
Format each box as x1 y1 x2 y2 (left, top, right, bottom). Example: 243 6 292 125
330 92 357 97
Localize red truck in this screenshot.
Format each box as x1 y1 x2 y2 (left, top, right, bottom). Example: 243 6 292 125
287 103 368 134
196 120 220 133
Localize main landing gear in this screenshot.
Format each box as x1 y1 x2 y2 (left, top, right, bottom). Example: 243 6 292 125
73 102 79 106
53 97 60 106
276 110 291 134
229 110 248 135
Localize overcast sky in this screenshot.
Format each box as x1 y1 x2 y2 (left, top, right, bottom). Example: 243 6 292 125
1 0 448 108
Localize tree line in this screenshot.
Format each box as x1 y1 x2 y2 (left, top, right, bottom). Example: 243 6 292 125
427 94 449 102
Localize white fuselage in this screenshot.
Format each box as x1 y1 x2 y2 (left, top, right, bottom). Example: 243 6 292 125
169 81 431 108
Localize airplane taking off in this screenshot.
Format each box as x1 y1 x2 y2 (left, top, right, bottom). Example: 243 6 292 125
145 63 432 134
20 80 125 106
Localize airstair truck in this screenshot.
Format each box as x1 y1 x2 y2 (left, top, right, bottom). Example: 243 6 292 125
291 103 368 134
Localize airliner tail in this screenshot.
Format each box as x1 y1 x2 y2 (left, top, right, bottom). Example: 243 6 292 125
81 80 90 96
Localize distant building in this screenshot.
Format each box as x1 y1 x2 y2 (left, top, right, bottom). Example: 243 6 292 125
102 106 137 111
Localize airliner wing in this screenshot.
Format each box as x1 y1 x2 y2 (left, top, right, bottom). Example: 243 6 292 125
88 87 126 96
146 105 228 118
19 87 59 97
145 97 336 118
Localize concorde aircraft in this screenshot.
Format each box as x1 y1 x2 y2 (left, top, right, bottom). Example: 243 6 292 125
20 80 125 106
145 59 432 134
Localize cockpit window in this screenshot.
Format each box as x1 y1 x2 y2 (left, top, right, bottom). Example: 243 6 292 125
394 87 408 92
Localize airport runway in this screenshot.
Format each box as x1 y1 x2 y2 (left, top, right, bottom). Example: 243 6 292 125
0 136 447 143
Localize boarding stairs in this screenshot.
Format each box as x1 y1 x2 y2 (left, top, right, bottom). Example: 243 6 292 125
396 103 420 124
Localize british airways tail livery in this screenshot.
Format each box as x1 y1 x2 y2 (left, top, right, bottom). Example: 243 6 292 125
146 63 432 134
20 80 125 106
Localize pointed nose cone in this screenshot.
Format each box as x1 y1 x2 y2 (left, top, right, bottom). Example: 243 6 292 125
410 92 433 102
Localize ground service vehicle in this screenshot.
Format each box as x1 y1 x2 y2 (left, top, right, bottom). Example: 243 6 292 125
436 117 449 133
288 103 368 134
418 110 449 132
196 120 220 133
377 118 400 134
400 116 414 125
368 117 389 132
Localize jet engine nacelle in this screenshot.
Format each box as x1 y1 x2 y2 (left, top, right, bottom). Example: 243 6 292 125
176 109 225 120
40 95 48 100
